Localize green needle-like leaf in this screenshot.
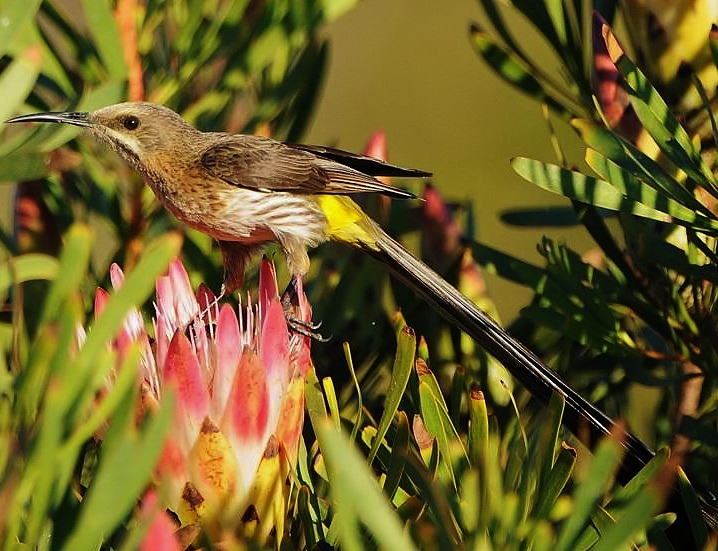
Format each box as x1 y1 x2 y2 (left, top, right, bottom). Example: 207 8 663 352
467 385 489 468
600 20 718 194
61 392 173 551
316 418 419 551
585 149 718 231
383 411 410 503
0 0 43 52
39 224 93 324
368 325 415 464
572 119 714 216
0 254 58 296
79 0 127 79
0 47 42 134
417 361 469 489
469 24 569 116
512 157 718 233
591 487 659 551
555 435 623 551
535 443 577 520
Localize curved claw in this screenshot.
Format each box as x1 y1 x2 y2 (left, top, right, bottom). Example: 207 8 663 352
286 316 331 342
280 276 327 339
288 316 323 331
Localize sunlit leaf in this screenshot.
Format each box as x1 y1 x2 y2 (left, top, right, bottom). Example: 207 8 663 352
599 18 718 194
585 149 718 231
512 157 718 233
555 436 623 551
572 119 713 217
79 0 127 79
368 326 415 464
0 46 42 133
0 0 43 51
316 419 419 551
677 468 710 548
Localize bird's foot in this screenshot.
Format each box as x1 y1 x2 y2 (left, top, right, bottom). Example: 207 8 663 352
281 278 330 342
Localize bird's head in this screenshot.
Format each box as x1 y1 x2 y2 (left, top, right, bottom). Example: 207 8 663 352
8 102 199 172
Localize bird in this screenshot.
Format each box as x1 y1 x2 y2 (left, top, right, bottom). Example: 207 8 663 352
7 102 657 483
8 103 421 293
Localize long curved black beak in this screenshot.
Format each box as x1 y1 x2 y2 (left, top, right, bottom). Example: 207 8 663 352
6 111 90 127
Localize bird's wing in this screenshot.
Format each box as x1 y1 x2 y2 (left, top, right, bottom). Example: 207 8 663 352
288 143 432 178
200 135 420 198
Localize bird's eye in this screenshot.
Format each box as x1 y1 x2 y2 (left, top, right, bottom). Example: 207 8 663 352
123 116 140 131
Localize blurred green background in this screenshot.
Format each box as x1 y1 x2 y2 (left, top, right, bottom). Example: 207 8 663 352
306 0 590 320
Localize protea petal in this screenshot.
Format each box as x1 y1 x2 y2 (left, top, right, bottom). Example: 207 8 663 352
363 130 390 186
591 13 642 143
288 276 312 376
363 130 387 163
196 283 219 328
212 304 242 417
256 260 292 438
421 184 461 272
153 438 193 528
94 287 110 317
97 256 312 541
95 267 157 392
177 482 206 527
189 416 239 519
259 301 291 402
166 259 199 324
258 256 279 319
241 436 289 544
363 131 392 219
155 259 200 366
274 377 306 468
139 491 182 551
163 332 210 451
222 347 272 496
109 262 126 288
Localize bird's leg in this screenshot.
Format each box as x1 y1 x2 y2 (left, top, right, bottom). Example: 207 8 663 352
280 276 321 330
281 275 330 342
274 235 330 340
218 240 252 295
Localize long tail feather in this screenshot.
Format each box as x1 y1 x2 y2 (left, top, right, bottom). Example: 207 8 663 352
365 229 652 477
362 227 718 535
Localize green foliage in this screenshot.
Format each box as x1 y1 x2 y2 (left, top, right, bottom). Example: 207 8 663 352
304 335 668 550
0 228 180 549
472 0 718 543
1 0 715 548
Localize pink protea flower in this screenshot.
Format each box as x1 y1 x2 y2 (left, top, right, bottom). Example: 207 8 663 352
95 257 312 543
